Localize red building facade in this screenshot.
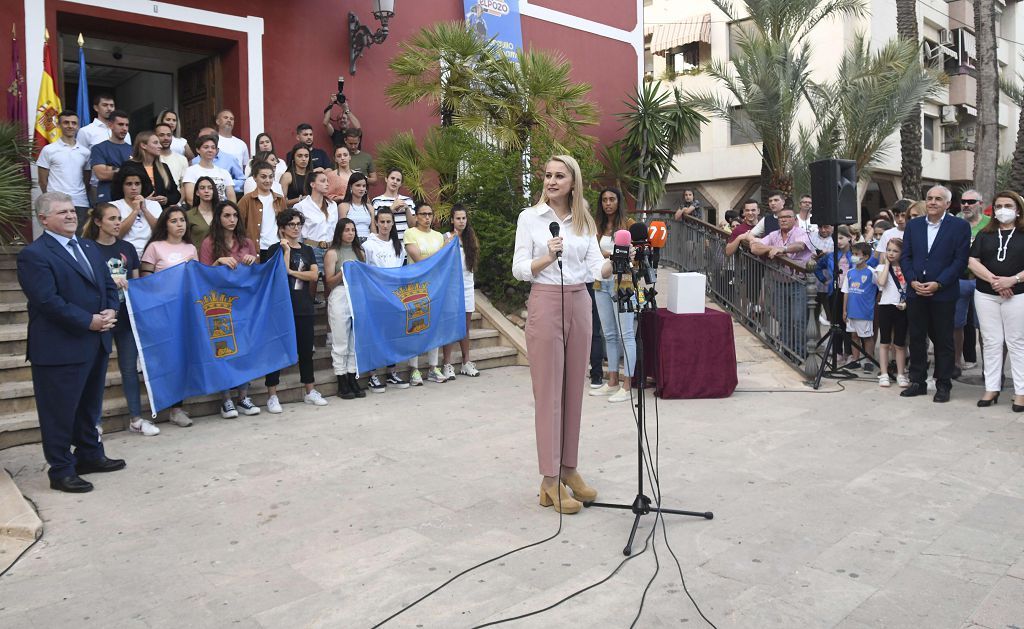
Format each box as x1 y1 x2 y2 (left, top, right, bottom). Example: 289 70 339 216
4 0 640 191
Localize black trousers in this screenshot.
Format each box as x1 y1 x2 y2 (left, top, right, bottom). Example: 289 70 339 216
265 314 316 387
586 283 605 383
32 350 108 480
907 298 956 391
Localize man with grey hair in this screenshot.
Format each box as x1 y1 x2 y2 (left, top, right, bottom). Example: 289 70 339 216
899 185 972 402
17 192 125 493
954 189 988 374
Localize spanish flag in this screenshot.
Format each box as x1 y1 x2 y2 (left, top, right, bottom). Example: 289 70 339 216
33 38 61 156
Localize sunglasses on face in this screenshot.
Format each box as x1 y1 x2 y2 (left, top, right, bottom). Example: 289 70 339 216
961 199 980 205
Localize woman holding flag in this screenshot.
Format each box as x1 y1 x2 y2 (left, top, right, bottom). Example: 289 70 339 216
512 155 612 514
324 218 366 400
404 203 450 385
199 201 261 418
361 208 409 393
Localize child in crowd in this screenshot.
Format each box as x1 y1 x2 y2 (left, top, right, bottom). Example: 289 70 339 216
842 242 878 373
815 225 855 364
874 238 909 387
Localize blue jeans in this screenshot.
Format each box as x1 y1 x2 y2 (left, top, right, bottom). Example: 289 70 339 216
594 280 637 378
112 316 142 417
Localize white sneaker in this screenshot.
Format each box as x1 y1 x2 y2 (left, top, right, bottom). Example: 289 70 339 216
169 408 192 427
304 390 329 406
129 417 160 436
608 388 631 403
926 378 936 392
878 374 891 388
589 383 618 397
460 361 480 377
410 369 424 386
266 395 283 414
963 361 977 370
220 400 239 419
897 374 910 388
237 397 261 415
442 364 457 381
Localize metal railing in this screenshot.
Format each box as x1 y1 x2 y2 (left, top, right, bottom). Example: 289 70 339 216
657 214 821 376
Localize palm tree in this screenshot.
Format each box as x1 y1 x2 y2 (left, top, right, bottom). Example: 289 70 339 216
793 34 943 195
693 0 868 197
386 22 597 154
896 0 922 199
999 62 1024 192
974 0 1000 201
614 81 706 212
0 121 32 244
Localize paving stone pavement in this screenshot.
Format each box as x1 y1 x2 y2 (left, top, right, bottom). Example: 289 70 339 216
1 360 1023 628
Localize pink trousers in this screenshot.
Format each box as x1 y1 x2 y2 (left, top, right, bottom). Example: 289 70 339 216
525 283 592 477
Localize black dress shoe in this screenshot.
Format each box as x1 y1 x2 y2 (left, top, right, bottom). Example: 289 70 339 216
951 367 963 380
50 475 93 493
977 393 999 408
1013 403 1024 413
75 456 126 475
933 389 950 403
900 383 927 397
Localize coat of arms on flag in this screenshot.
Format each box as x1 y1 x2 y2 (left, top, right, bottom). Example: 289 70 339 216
393 282 431 335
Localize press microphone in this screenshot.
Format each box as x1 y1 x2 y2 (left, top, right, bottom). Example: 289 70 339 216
548 221 562 268
648 221 667 248
629 221 649 245
611 229 631 275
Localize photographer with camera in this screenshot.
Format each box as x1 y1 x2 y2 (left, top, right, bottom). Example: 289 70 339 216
323 77 362 148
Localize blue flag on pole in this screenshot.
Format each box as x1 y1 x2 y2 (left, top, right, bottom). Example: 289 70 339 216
125 251 298 414
75 44 90 126
344 239 466 373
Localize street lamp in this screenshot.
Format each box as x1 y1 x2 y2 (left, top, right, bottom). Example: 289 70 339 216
349 0 396 75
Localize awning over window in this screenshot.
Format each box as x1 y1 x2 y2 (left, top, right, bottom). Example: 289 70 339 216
650 14 711 56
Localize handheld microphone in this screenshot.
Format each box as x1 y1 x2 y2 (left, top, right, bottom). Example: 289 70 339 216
548 221 562 268
648 221 667 248
629 222 649 245
611 229 631 275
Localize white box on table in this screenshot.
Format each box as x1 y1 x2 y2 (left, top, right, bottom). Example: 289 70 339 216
666 272 705 314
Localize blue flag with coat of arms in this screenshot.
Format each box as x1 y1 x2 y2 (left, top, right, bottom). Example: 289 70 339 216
125 251 298 415
344 238 466 373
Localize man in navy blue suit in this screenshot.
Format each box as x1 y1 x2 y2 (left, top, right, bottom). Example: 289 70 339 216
899 185 972 403
17 192 126 492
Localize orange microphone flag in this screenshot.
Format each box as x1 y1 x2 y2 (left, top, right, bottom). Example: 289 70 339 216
648 221 668 248
33 40 62 156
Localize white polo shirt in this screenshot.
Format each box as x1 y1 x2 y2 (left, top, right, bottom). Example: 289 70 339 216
36 138 91 207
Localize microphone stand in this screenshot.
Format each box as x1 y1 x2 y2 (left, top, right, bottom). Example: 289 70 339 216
584 246 713 556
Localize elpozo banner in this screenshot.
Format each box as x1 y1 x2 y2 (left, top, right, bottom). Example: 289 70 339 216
464 0 523 62
344 238 467 374
125 250 298 414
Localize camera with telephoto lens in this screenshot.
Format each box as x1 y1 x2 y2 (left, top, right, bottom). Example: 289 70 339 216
336 77 346 105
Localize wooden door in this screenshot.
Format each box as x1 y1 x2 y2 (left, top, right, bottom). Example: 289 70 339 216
177 56 221 142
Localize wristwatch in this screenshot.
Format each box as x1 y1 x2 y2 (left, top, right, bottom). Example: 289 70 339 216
1016 274 1022 284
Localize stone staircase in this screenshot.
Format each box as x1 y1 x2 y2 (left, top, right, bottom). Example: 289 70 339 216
0 246 524 450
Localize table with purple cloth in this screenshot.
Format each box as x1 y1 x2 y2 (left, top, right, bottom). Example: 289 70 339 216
638 307 738 399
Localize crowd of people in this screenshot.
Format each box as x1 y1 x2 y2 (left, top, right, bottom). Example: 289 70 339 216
717 186 1024 409
31 94 485 445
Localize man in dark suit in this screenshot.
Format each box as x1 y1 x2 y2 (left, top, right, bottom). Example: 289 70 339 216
17 192 126 492
899 185 971 403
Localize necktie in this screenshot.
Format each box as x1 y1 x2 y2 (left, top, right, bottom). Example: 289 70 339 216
68 239 96 283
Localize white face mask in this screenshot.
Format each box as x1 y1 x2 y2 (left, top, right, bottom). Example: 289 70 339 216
850 256 863 265
995 208 1017 225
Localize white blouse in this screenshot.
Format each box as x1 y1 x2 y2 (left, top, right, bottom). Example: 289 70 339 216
295 195 339 244
512 203 608 286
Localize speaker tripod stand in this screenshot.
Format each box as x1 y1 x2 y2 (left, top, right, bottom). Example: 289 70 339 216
811 227 880 389
584 252 713 556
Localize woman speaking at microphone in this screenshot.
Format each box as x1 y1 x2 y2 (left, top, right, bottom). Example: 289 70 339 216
512 155 612 514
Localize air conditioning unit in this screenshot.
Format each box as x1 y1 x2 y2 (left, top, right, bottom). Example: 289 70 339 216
938 28 955 47
940 105 959 125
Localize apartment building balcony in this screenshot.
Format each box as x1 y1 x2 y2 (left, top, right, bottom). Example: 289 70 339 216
949 71 977 107
943 139 975 182
948 0 974 30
